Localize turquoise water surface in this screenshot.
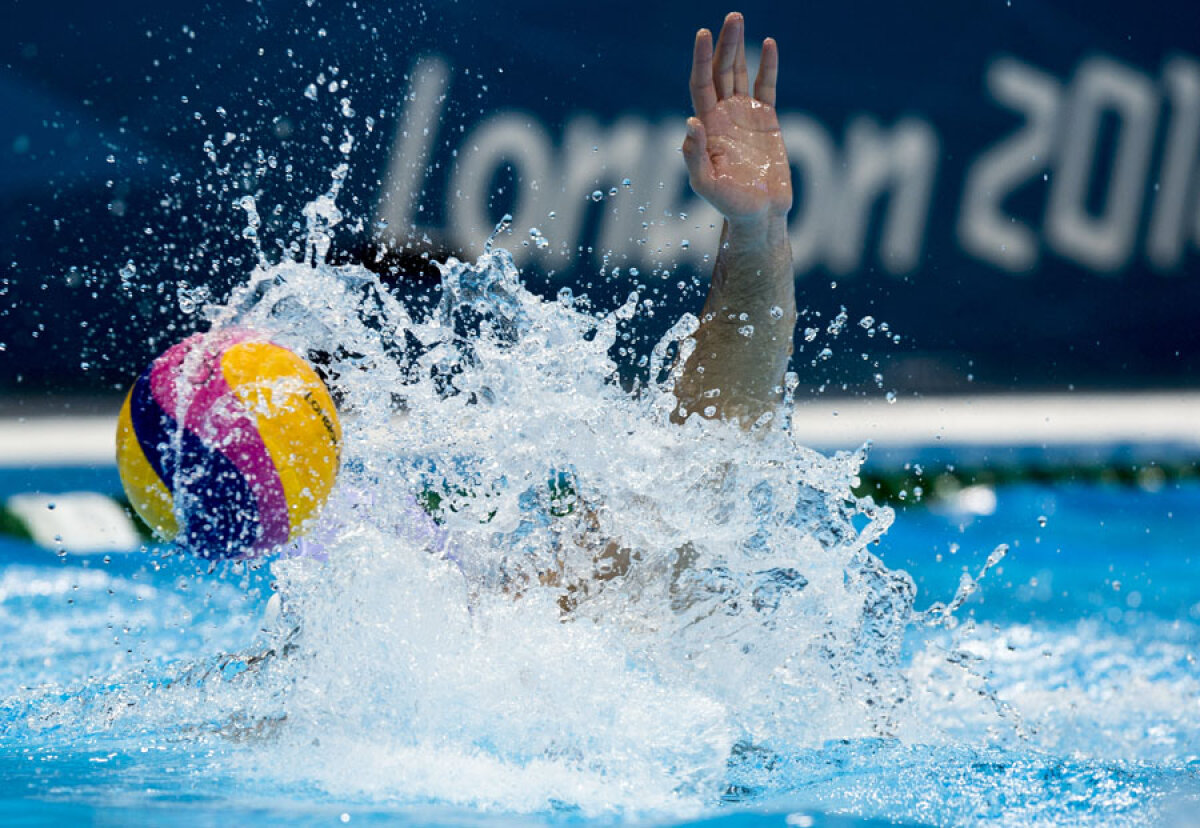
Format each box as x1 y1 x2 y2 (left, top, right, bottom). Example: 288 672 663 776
2 460 1196 825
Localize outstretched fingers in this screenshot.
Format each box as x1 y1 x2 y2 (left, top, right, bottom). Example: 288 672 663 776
712 12 742 99
689 28 718 117
753 37 779 107
698 14 767 108
733 24 749 95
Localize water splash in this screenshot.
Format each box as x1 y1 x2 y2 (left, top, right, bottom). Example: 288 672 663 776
8 211 1198 821
282 251 917 802
300 163 349 266
6 166 1059 818
30 188 953 815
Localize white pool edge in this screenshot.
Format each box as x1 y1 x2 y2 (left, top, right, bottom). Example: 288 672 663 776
785 391 1200 452
1 392 1198 468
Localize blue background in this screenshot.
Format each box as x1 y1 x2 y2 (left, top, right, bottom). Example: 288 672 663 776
4 0 1200 400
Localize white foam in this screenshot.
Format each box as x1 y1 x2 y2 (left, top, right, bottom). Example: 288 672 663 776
65 246 910 813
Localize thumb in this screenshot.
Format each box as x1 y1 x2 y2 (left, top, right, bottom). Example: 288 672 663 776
681 117 714 195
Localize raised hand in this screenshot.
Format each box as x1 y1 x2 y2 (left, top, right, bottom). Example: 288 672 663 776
673 12 796 428
683 12 793 224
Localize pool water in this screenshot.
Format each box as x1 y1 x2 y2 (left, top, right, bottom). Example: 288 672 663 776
2 466 1197 825
1 243 1197 826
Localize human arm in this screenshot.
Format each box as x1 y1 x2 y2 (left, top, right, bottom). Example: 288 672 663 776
672 13 797 427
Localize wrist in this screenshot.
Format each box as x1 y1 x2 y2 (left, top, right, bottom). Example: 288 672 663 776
724 213 791 253
707 215 796 318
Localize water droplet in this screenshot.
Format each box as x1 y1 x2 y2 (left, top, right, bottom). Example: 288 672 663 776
622 178 632 188
1037 515 1048 528
304 83 319 100
590 190 603 202
737 324 754 338
176 281 211 315
484 214 514 253
119 260 137 289
769 305 784 320
703 405 717 418
886 391 897 404
858 315 875 329
528 227 549 249
826 308 848 336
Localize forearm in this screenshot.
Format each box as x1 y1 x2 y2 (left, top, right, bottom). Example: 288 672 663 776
673 215 796 425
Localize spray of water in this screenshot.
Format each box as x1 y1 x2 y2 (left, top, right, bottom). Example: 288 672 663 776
53 165 960 813
5 167 1038 819
17 161 1195 823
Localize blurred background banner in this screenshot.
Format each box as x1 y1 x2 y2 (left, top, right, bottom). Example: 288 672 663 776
3 0 1200 403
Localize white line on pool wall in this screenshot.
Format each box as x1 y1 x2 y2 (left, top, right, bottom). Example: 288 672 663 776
0 416 117 466
0 393 1198 467
788 392 1200 451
